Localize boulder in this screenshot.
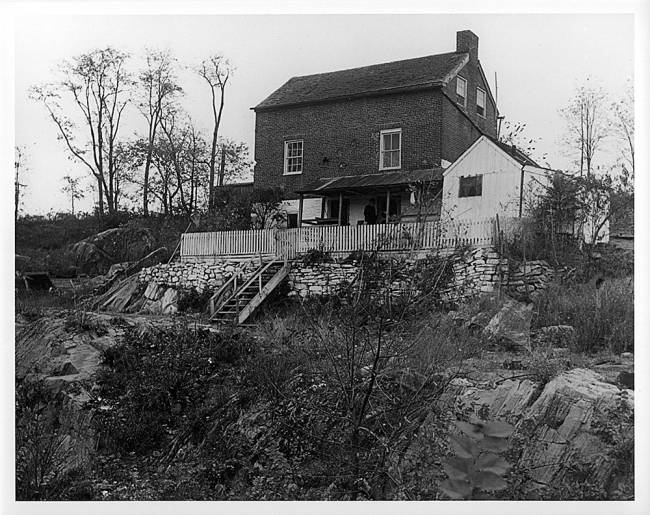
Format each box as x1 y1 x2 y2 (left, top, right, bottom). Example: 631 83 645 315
482 298 533 351
160 288 178 315
70 226 156 275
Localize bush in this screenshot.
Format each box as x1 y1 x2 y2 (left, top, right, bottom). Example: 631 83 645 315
177 288 213 313
93 325 250 455
532 277 633 353
15 379 71 500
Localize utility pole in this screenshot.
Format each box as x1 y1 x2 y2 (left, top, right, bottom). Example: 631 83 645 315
15 150 26 221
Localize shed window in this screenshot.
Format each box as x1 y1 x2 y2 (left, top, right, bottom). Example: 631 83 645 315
459 175 483 197
476 88 486 117
456 77 467 107
284 140 303 175
379 129 401 170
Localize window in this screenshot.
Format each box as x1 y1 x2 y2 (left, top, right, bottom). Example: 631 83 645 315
283 140 303 175
458 175 483 197
380 129 401 170
476 88 486 117
456 76 467 107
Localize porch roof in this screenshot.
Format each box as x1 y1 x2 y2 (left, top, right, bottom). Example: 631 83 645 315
297 168 444 196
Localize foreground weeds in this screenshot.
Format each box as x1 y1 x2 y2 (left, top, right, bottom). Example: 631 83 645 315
532 276 633 354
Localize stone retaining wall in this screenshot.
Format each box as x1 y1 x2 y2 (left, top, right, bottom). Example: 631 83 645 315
138 260 256 293
288 263 359 298
444 248 553 302
138 248 554 305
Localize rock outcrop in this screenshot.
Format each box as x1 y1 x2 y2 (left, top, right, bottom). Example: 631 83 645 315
70 226 156 275
450 368 634 496
482 298 533 351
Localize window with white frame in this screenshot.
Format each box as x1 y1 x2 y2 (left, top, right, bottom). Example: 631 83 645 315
380 129 401 170
283 140 303 175
456 76 467 107
476 87 486 117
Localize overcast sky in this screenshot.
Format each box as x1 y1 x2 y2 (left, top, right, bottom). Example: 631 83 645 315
14 13 633 215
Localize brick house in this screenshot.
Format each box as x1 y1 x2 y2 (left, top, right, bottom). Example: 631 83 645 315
252 30 499 227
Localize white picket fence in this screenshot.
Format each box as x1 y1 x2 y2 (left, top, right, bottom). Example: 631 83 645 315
180 218 497 262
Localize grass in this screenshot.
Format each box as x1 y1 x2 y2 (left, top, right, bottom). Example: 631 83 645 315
532 276 633 354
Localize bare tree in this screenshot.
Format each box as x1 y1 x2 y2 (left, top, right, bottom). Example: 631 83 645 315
15 146 28 220
30 47 131 216
498 119 548 164
61 175 85 215
197 54 233 211
560 80 609 176
137 49 182 216
612 81 634 177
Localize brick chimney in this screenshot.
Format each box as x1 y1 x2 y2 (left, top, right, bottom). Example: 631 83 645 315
456 30 479 62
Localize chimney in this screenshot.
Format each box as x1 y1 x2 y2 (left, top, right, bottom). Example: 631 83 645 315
456 30 479 62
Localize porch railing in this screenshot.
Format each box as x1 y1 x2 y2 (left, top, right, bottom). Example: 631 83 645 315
180 218 497 262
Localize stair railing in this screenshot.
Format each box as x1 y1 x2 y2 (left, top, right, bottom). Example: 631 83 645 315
230 258 279 298
210 258 280 319
208 273 238 316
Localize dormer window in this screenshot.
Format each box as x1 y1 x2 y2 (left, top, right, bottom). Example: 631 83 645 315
456 76 467 107
476 87 486 117
283 140 303 175
379 129 401 170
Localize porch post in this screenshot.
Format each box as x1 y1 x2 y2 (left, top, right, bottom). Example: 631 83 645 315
298 193 304 227
338 192 343 225
385 189 391 224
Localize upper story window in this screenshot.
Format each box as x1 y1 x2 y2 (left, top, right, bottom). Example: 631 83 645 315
456 76 467 107
476 87 486 117
380 129 401 170
283 140 303 175
459 174 483 198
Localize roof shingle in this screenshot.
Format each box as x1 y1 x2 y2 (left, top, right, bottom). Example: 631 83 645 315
254 52 468 110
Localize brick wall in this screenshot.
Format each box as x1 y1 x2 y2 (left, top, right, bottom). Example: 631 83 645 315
441 97 485 163
254 90 444 198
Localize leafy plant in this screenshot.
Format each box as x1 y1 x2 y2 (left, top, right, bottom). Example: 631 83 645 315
440 418 515 500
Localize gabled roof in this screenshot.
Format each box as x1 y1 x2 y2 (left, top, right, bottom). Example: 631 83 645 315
254 52 469 111
298 168 444 195
443 135 544 178
489 137 540 167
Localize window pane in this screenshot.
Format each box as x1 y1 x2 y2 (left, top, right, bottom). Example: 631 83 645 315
477 89 485 108
457 77 466 96
392 133 400 150
391 150 400 167
383 152 391 168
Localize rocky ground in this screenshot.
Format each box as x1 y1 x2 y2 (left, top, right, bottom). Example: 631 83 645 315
15 291 634 500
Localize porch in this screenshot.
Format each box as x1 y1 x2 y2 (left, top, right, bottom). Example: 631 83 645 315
180 217 499 263
291 168 445 227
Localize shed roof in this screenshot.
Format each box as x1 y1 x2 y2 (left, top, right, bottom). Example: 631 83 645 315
254 52 468 110
297 168 444 195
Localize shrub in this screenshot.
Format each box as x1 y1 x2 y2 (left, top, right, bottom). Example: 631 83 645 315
532 277 633 353
15 379 71 500
177 288 213 313
93 325 250 455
